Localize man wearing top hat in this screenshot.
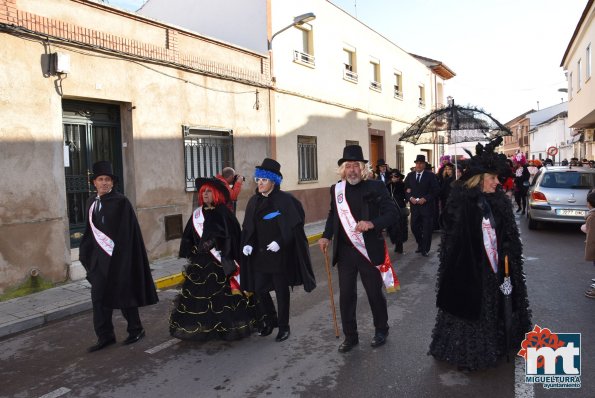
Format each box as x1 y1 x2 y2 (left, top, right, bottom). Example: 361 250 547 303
404 154 439 257
240 158 316 343
319 145 399 353
79 161 159 352
375 159 390 183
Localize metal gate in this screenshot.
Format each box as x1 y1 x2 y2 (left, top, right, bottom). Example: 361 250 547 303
62 100 122 248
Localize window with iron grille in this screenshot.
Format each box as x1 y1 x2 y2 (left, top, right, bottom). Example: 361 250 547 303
298 135 318 182
183 126 234 191
395 144 404 172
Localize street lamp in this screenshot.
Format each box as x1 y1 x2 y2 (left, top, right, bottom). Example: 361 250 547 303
268 12 316 51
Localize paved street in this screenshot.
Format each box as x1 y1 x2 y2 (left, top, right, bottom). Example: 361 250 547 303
0 214 593 398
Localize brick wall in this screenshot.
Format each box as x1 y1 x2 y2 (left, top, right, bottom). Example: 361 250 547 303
0 0 270 86
0 0 17 24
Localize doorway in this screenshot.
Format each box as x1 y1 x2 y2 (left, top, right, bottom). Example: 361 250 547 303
62 100 122 248
369 130 385 171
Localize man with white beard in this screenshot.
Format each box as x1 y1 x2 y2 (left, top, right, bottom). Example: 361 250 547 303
319 145 399 353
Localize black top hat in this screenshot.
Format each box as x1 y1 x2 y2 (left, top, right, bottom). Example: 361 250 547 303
414 154 426 163
256 158 282 177
389 169 404 179
338 145 368 166
376 159 387 167
90 160 117 182
195 177 231 203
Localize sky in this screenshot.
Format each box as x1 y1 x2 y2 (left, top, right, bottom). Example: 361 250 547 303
106 0 587 124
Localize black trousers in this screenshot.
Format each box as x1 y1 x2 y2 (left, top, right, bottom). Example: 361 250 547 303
337 244 388 339
92 301 143 340
89 260 143 340
411 206 433 253
255 272 290 331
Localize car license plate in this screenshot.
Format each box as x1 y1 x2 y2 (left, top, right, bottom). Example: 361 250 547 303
557 209 586 216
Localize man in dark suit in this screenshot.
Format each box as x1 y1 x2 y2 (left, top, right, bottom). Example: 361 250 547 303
404 155 439 257
375 159 390 183
319 145 398 353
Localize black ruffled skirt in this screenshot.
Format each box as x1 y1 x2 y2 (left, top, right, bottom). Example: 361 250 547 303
429 263 529 370
169 255 262 341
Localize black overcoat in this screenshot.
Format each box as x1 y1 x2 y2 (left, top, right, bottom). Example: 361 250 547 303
240 188 316 293
79 191 159 309
436 183 530 322
322 179 398 266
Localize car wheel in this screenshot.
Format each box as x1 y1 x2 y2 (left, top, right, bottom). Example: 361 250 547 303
528 214 538 230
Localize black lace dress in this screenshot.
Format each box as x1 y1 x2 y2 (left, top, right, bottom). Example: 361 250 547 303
429 184 532 370
169 205 261 341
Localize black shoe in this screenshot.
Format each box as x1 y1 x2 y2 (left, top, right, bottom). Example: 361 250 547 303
338 338 359 353
123 329 145 345
88 336 116 353
421 251 429 257
275 329 290 342
259 324 276 337
371 332 387 348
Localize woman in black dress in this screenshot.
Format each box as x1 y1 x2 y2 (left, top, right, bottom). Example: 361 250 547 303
169 178 259 341
386 169 408 253
429 138 532 370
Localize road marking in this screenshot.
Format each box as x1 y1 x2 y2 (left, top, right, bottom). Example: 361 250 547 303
38 387 71 398
515 355 534 398
145 338 180 354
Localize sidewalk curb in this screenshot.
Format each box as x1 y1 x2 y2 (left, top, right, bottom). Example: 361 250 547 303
0 230 325 340
153 232 325 290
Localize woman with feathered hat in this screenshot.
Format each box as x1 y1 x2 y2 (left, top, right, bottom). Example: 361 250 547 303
169 177 259 341
428 137 532 370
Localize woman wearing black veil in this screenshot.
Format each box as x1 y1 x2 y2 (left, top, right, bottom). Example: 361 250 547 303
169 178 260 341
429 137 532 370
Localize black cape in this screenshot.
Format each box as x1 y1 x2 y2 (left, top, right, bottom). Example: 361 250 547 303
179 204 242 273
240 187 316 293
79 191 159 309
436 184 530 321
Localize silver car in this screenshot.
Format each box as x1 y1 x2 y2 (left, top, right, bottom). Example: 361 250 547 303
526 166 595 230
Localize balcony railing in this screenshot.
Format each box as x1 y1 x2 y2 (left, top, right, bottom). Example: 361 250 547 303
293 50 315 67
343 69 358 83
370 80 382 91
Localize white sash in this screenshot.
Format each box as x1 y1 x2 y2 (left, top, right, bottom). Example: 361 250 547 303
482 217 498 273
89 200 114 256
334 181 400 292
335 181 371 262
192 207 241 288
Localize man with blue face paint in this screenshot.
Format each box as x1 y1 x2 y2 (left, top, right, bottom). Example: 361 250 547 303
240 158 316 343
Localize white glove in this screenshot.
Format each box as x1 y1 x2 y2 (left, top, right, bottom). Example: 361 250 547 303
242 245 253 256
266 241 280 252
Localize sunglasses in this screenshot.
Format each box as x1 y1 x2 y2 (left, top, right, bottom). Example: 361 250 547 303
254 177 270 183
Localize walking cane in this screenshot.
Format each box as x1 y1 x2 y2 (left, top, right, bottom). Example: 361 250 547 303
323 248 340 338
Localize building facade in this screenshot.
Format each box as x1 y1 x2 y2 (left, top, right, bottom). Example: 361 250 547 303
561 0 595 161
0 0 271 292
139 0 455 221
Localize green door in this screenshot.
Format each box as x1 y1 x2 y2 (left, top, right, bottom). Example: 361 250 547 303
62 100 122 248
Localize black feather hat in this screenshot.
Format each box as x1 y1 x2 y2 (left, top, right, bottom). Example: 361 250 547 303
460 136 510 180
